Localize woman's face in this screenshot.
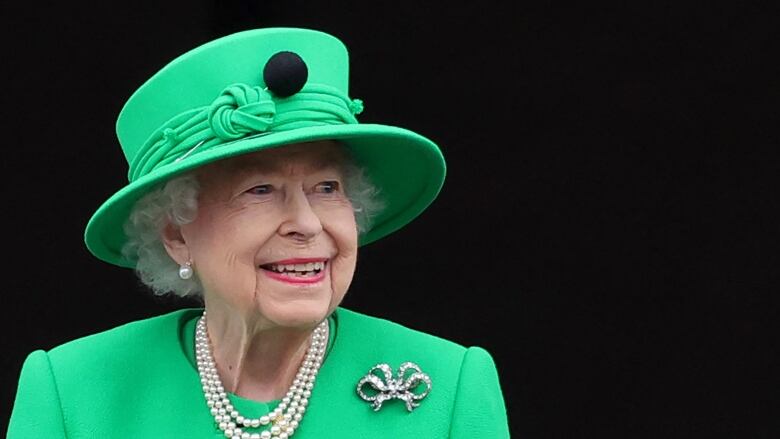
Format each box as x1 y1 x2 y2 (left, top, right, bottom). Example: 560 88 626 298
177 141 358 329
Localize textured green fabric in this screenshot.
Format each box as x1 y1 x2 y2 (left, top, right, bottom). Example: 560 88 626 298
8 308 509 438
85 27 447 268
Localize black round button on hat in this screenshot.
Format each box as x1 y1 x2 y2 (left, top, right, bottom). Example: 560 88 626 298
263 51 309 97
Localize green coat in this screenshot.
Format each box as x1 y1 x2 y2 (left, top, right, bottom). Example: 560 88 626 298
8 307 509 438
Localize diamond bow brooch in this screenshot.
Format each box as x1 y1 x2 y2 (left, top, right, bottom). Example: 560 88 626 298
356 362 432 412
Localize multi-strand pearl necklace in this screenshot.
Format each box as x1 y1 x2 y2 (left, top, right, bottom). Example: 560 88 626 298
195 312 328 439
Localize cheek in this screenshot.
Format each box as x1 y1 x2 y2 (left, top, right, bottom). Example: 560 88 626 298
322 204 358 253
182 208 268 298
323 207 359 299
184 210 238 261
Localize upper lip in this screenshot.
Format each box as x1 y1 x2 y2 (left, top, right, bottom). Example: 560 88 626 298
262 257 329 266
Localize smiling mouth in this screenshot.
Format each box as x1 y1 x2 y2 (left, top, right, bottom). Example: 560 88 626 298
259 261 327 279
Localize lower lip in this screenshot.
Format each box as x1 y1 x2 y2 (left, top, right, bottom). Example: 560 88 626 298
262 268 327 284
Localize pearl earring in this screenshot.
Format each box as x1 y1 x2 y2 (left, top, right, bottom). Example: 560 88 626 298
178 261 193 280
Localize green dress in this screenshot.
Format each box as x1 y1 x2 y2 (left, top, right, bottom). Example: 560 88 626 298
8 307 509 438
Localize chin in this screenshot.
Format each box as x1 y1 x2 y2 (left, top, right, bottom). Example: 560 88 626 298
260 300 332 329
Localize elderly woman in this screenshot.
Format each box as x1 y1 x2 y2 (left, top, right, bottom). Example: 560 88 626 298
8 28 509 438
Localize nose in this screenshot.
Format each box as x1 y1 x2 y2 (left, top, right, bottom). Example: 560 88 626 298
278 186 323 241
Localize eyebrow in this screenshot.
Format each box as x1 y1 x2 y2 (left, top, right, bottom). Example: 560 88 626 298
226 149 348 175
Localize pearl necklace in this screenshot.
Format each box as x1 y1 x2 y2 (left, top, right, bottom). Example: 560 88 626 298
195 312 328 439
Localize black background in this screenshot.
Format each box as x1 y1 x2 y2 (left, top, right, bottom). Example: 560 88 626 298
2 1 778 437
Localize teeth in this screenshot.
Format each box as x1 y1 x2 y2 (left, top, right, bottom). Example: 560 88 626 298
267 261 326 273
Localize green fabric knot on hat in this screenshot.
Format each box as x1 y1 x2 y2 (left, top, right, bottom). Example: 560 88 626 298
162 128 179 144
208 84 276 140
349 99 364 115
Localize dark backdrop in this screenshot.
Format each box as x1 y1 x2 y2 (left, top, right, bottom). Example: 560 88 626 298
2 1 778 437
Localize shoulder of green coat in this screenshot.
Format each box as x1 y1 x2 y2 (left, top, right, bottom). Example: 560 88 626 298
334 306 468 357
8 349 68 438
46 308 200 369
448 345 510 438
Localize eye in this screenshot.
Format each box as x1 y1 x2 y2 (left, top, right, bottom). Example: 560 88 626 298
314 181 341 194
247 184 273 195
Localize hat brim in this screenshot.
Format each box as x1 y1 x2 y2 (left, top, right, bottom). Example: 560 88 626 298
85 123 446 268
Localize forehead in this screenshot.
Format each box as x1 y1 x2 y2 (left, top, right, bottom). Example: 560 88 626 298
204 140 347 177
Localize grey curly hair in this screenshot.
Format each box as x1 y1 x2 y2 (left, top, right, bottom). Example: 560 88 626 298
121 153 384 298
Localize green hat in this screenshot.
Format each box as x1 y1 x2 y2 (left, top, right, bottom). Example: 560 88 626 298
85 27 446 268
